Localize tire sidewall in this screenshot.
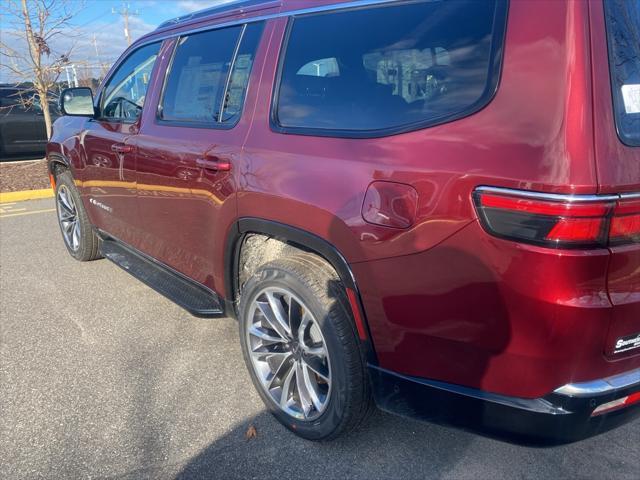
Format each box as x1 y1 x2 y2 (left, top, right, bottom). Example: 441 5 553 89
239 264 352 440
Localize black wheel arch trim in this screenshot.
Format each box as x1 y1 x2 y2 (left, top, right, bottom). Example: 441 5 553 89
224 217 378 365
47 151 72 176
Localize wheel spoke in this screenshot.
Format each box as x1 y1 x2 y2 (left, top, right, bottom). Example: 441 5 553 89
301 363 324 412
257 297 290 340
302 345 327 358
303 355 330 382
288 295 303 337
265 352 293 390
266 291 292 337
295 361 313 417
71 220 80 250
279 365 296 409
249 324 287 343
58 189 74 213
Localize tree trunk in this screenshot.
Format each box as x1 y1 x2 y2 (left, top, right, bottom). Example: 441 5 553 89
38 90 53 140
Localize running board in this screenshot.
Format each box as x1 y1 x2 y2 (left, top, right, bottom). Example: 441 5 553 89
100 238 224 318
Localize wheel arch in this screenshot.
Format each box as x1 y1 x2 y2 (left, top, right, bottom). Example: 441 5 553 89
224 217 378 365
47 151 72 177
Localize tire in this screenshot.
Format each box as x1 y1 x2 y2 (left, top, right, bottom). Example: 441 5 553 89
54 169 101 261
239 253 372 440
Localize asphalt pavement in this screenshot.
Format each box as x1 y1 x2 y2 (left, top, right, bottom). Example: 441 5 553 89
1 198 639 479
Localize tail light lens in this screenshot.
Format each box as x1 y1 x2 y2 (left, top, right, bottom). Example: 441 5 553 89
609 198 640 245
473 188 640 249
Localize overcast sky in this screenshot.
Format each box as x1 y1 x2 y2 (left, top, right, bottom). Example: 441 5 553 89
0 0 235 84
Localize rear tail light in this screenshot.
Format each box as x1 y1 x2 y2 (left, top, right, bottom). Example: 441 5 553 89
473 188 640 249
609 197 640 245
591 391 640 416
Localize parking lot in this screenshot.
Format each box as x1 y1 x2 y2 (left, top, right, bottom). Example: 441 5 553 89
1 198 639 480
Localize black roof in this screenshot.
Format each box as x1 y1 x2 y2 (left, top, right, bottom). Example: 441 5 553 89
156 0 270 29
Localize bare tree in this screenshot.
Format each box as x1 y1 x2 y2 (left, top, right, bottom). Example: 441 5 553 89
0 0 82 139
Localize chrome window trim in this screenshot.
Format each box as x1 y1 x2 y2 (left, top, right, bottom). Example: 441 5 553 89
134 0 420 49
474 186 621 203
554 368 640 397
620 192 640 200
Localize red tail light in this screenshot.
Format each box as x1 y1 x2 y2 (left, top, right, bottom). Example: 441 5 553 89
473 188 640 249
609 197 640 245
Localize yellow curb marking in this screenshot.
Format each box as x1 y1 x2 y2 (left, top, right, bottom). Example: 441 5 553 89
0 188 54 203
0 208 56 218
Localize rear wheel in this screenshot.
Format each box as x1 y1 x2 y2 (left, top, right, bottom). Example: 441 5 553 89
239 253 372 440
54 170 101 261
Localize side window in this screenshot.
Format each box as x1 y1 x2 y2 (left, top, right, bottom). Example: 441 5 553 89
604 0 640 146
160 22 263 126
101 42 161 122
275 0 507 136
0 90 27 112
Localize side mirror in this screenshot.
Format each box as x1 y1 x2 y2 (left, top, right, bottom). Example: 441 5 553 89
60 87 96 117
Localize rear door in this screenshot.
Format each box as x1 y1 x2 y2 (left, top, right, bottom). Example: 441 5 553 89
0 89 42 155
131 22 265 291
591 0 640 358
81 42 162 246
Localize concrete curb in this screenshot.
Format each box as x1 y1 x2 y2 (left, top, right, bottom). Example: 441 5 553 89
0 188 54 203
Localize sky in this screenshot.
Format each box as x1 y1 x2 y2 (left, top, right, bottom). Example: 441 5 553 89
0 0 236 83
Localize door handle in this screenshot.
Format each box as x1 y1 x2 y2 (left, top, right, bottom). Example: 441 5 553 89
111 143 134 154
196 157 231 172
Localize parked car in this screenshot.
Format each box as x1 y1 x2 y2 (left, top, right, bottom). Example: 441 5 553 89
0 86 58 159
47 0 639 442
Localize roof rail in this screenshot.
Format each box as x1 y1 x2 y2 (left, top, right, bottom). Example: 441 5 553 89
156 0 278 30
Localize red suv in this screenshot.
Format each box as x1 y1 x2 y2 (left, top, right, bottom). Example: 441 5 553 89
48 0 639 442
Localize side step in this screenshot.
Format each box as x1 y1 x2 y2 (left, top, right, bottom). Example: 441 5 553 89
100 238 224 318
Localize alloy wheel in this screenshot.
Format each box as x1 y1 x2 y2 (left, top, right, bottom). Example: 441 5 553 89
246 287 332 421
56 185 80 252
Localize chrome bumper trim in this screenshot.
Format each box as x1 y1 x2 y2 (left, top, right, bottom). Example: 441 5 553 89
554 368 640 397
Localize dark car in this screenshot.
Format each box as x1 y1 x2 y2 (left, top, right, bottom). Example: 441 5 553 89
47 0 639 443
0 86 58 159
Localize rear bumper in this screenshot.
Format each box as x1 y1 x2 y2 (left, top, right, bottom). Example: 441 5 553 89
369 365 640 444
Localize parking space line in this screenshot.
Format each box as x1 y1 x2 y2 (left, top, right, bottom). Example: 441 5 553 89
0 208 56 218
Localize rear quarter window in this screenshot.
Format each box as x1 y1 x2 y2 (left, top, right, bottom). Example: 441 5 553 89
604 0 640 147
273 0 508 138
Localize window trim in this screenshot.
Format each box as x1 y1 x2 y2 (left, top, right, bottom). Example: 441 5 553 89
97 41 163 125
155 22 260 130
269 0 509 139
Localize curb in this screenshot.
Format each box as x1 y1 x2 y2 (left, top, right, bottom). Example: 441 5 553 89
0 188 54 203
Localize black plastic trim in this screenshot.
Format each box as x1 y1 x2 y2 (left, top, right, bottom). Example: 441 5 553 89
224 217 378 364
269 0 509 139
99 233 225 318
369 365 640 444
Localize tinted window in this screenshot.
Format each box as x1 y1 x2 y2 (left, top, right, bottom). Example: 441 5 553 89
220 22 264 124
275 0 507 136
160 26 240 124
0 90 28 112
604 0 640 147
102 42 161 122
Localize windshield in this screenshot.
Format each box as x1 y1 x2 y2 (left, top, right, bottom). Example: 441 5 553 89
604 0 640 146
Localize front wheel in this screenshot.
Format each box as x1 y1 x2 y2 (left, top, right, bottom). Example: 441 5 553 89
54 170 101 261
239 253 372 440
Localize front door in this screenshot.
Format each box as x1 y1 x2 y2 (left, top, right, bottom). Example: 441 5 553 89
81 42 162 246
131 22 265 291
